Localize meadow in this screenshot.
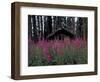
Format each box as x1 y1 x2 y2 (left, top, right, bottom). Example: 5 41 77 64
28 37 87 66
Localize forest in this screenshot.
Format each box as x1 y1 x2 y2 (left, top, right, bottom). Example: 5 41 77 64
28 15 88 66
28 15 87 41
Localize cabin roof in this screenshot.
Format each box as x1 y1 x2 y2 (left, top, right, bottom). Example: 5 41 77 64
47 27 75 39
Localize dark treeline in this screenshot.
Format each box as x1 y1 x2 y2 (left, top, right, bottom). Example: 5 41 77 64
28 15 87 42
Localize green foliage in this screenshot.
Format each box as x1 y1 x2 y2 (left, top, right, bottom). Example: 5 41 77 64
28 44 87 66
28 47 49 66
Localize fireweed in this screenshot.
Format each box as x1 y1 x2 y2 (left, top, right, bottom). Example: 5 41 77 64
28 37 87 66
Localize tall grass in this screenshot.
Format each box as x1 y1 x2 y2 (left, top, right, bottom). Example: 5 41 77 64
28 37 87 66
